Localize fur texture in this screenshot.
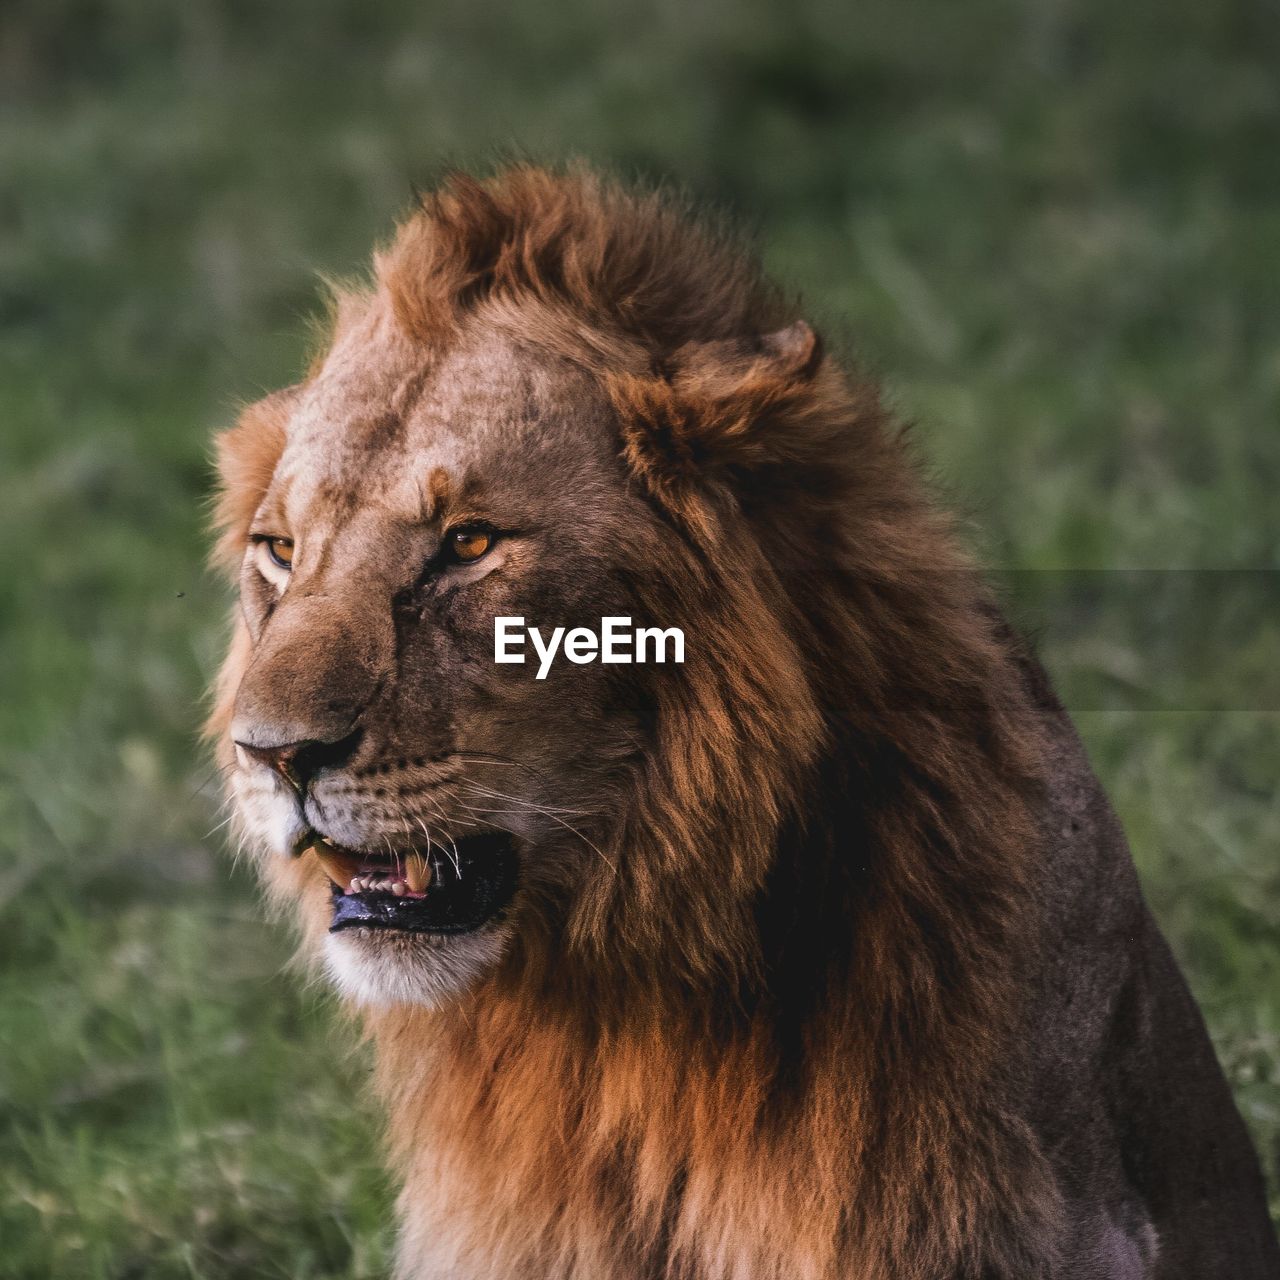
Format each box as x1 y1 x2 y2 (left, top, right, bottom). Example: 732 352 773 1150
210 166 1278 1279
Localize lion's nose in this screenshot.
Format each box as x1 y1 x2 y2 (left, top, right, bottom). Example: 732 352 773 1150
234 731 361 790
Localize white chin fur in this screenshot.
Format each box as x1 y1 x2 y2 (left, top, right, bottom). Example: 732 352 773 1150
323 926 509 1008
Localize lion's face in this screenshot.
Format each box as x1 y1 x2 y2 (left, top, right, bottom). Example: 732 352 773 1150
221 305 674 1007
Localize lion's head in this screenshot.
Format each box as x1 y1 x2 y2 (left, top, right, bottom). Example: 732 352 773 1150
211 167 1029 1030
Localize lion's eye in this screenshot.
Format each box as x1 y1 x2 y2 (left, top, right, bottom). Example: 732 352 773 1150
447 528 492 563
264 537 294 569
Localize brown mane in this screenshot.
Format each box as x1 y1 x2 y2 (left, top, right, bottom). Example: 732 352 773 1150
380 166 788 352
204 165 1066 1276
310 167 1063 1278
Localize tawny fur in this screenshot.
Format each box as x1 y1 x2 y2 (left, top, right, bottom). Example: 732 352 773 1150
211 166 1072 1278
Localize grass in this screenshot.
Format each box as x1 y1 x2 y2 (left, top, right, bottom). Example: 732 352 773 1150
1 0 1277 1273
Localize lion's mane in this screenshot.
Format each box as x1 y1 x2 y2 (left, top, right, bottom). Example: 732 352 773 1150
308 168 1064 1280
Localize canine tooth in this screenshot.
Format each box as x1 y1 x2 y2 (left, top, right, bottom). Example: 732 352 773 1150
405 854 430 894
392 880 406 897
311 843 360 891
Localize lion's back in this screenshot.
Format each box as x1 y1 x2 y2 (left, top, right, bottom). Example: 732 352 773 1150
1018 663 1278 1277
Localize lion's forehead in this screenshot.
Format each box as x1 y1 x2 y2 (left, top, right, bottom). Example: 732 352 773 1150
276 328 619 530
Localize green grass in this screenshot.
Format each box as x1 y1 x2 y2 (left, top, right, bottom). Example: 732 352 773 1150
1 0 1277 1273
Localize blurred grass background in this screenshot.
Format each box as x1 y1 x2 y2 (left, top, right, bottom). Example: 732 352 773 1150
1 0 1278 1274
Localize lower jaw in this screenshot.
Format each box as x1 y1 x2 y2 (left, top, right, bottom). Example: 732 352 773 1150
327 832 518 936
322 910 514 1010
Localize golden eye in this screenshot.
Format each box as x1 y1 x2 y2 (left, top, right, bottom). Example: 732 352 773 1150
265 537 294 569
449 528 492 563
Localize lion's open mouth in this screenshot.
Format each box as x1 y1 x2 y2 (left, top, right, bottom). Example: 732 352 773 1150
300 831 518 935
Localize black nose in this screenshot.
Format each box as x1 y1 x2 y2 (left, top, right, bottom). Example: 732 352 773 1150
235 729 361 790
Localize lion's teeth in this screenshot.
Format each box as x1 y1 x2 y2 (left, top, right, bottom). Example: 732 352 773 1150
311 842 360 890
405 854 430 894
314 853 434 897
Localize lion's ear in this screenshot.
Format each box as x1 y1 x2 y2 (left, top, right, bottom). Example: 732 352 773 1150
210 387 299 576
612 320 826 533
669 320 822 398
758 319 822 371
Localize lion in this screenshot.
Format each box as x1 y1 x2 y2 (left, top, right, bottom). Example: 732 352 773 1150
209 166 1278 1279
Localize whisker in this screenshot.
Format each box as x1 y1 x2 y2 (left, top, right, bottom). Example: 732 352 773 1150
458 800 616 876
448 751 554 784
413 816 436 866
461 780 589 816
442 829 462 879
202 812 237 841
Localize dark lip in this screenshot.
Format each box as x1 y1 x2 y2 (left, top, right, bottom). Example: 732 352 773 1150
327 831 518 936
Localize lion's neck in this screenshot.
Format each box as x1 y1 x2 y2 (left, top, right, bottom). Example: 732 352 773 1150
369 821 1059 1279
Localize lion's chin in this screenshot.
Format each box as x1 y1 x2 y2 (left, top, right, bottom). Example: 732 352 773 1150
323 923 513 1008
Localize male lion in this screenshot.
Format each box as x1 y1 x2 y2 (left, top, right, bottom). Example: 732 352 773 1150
210 167 1278 1279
